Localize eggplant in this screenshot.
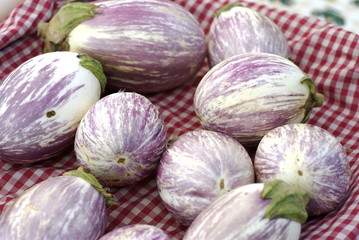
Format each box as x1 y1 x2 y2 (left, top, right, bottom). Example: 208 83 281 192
156 130 254 226
183 180 309 240
39 0 206 93
0 168 115 240
74 92 167 187
254 123 351 216
193 52 324 146
99 224 170 240
207 3 291 67
0 51 106 164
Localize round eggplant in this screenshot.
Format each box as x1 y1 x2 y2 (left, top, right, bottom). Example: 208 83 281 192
183 180 309 240
99 224 170 240
194 52 324 146
0 168 114 240
74 92 167 187
207 3 291 67
0 52 106 164
254 123 351 216
156 130 254 226
39 0 206 93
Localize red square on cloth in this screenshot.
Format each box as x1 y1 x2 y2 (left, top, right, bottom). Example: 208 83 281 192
0 0 358 239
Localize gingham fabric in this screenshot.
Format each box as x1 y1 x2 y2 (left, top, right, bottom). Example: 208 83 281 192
255 0 359 35
0 0 358 239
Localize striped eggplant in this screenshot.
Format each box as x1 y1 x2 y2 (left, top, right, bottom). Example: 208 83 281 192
0 168 115 240
193 52 324 147
207 3 291 67
156 130 255 226
183 180 309 240
0 51 106 164
38 0 206 93
254 123 351 216
99 224 170 240
74 92 167 187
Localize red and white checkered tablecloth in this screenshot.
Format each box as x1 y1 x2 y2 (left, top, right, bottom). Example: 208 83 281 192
0 0 358 239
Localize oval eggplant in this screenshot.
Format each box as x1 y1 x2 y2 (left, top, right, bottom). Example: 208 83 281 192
156 130 254 226
193 53 324 146
99 224 170 240
254 123 351 216
207 3 291 67
183 180 309 240
74 92 167 187
39 0 206 93
0 168 114 240
0 52 106 164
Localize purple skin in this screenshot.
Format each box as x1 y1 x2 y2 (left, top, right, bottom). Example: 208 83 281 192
194 53 314 146
0 52 101 164
68 0 206 93
74 92 167 187
207 4 291 67
183 183 301 240
254 123 351 216
100 224 170 240
0 176 107 240
156 130 255 226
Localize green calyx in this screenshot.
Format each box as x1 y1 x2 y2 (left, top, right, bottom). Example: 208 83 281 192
166 135 179 147
64 167 117 207
78 53 107 93
38 2 101 53
214 3 244 17
262 179 309 224
300 76 324 122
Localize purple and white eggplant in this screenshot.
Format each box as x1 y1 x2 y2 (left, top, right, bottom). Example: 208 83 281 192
207 3 291 67
0 168 115 240
74 92 167 187
254 123 351 216
39 0 206 93
156 130 254 226
183 180 309 240
194 53 324 146
99 224 170 240
0 51 106 164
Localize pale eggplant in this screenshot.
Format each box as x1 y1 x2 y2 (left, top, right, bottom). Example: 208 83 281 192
207 3 291 67
156 130 255 226
99 224 170 240
193 53 324 146
0 168 115 240
74 92 167 187
39 0 206 93
0 52 106 164
254 123 351 216
183 180 309 240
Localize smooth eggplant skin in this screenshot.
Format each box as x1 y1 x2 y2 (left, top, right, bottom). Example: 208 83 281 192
254 123 351 216
156 130 255 226
194 52 320 146
183 183 301 240
67 0 206 93
0 176 107 240
99 224 170 240
207 4 291 67
74 92 167 187
0 52 102 164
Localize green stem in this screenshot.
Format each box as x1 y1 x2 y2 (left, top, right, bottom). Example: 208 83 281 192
38 2 101 53
78 53 107 93
214 3 243 17
262 179 310 224
300 76 324 122
64 167 117 207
